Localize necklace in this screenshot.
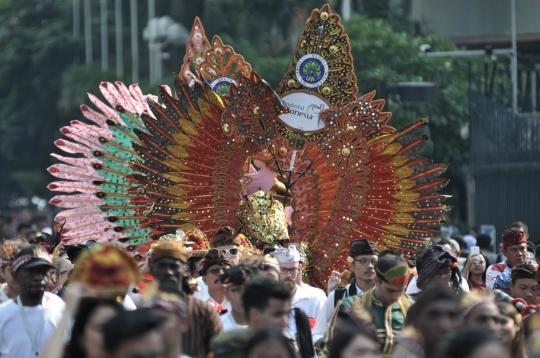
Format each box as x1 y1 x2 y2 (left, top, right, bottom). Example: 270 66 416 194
17 296 44 357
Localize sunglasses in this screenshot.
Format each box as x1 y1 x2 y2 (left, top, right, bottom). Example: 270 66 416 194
219 248 239 256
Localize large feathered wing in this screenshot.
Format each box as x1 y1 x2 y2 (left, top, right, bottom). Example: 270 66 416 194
309 92 449 287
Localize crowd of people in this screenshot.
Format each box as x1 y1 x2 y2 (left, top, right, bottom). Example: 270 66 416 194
1 210 540 358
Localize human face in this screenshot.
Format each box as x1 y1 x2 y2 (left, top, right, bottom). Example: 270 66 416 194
431 267 452 284
13 265 51 301
498 314 518 346
470 255 486 276
2 265 19 294
217 245 240 265
203 264 230 292
502 243 527 267
510 278 538 305
111 330 165 358
373 278 407 307
149 257 186 286
349 254 378 282
416 299 460 349
340 335 381 358
249 298 290 331
259 267 280 281
247 340 294 358
151 308 187 352
465 302 500 335
225 284 245 314
84 305 119 358
278 262 300 291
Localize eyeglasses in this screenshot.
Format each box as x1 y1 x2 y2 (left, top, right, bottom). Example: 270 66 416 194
279 268 299 275
219 248 239 256
207 267 230 275
353 259 378 267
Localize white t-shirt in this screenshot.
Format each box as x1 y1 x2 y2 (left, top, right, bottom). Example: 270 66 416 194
0 284 10 304
406 275 470 295
287 284 326 339
220 312 248 332
0 292 65 358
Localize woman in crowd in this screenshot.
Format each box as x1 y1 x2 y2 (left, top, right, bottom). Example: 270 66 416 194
328 327 381 358
245 326 297 358
438 328 510 358
496 302 527 358
462 252 489 291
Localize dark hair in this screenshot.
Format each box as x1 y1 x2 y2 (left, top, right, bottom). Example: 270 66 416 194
103 308 163 354
463 251 490 283
218 264 259 286
496 301 526 358
451 235 467 252
376 250 408 273
188 256 203 274
511 221 529 235
17 223 31 234
471 227 479 235
416 245 462 294
202 249 233 276
65 298 123 358
438 328 502 358
242 276 291 318
526 241 536 255
244 326 296 358
405 284 458 327
328 327 380 358
476 234 492 250
511 263 536 283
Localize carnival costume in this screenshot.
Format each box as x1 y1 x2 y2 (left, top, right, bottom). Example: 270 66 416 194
47 5 449 288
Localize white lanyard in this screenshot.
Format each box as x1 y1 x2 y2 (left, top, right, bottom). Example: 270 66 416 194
17 296 44 357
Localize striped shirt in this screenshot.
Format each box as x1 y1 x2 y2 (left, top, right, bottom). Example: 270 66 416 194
182 295 223 358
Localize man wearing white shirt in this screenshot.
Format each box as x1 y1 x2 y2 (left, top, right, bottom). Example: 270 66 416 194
197 249 233 312
287 243 327 305
486 229 527 291
0 245 65 358
274 244 324 356
312 238 378 347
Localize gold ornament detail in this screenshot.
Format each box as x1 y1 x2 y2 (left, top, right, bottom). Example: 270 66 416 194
320 11 329 20
253 106 260 114
287 79 296 87
322 86 331 95
236 190 290 246
329 45 338 54
341 147 351 156
214 47 222 55
222 123 230 133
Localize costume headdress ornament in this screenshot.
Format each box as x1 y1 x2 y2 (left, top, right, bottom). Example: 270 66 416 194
150 240 189 264
71 244 140 298
159 229 210 257
47 4 450 289
0 243 19 266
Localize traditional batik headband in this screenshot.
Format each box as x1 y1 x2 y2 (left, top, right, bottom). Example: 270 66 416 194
375 265 410 286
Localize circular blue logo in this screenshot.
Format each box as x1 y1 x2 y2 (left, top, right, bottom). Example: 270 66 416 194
210 77 235 97
295 54 329 88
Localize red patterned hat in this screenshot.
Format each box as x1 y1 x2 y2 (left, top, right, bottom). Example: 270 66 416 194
502 229 527 248
12 245 54 272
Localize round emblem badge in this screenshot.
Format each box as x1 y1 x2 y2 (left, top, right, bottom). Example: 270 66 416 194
210 77 235 97
295 54 329 88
